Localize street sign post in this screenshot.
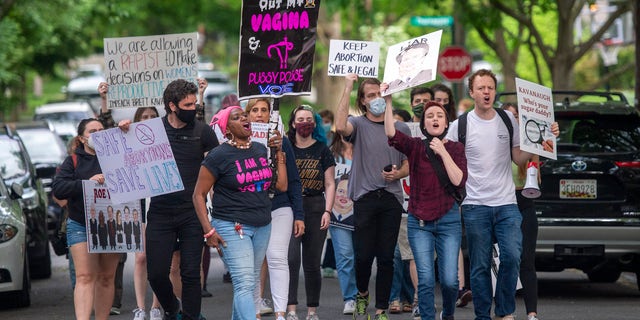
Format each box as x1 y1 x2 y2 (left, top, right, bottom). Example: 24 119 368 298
410 16 453 28
438 46 472 82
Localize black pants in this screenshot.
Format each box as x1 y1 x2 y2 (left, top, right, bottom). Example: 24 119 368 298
146 209 203 320
353 189 402 310
516 190 538 314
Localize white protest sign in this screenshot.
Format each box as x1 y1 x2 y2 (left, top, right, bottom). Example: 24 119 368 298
83 180 143 254
328 39 379 77
104 32 198 108
515 78 556 160
92 117 184 204
382 30 443 96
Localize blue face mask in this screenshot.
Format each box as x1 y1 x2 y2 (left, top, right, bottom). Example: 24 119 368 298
321 122 332 134
368 97 386 116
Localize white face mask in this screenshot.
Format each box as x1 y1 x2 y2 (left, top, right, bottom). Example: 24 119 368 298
368 97 386 116
86 135 96 150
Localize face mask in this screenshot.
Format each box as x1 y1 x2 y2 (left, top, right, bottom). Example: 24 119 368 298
321 122 332 134
176 107 196 124
412 103 425 119
86 135 95 150
368 97 386 116
296 122 315 138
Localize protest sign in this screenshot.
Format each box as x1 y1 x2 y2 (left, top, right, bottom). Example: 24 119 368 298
92 117 184 204
515 77 557 160
328 39 379 77
104 32 198 108
238 0 321 99
382 30 443 96
83 180 143 254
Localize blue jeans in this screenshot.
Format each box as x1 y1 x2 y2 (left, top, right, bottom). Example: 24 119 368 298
389 245 414 304
462 204 522 320
329 226 357 302
214 218 270 320
408 204 461 320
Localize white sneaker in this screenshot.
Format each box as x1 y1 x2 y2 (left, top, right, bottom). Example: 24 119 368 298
133 308 147 320
527 315 539 320
149 307 163 320
259 298 274 315
343 299 356 314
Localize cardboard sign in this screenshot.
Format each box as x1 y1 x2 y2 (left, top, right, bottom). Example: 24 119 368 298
83 180 143 253
515 77 557 160
238 0 321 99
382 30 443 96
92 117 184 204
104 32 198 108
328 39 379 77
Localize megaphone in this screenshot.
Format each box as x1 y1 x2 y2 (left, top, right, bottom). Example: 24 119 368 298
522 161 541 199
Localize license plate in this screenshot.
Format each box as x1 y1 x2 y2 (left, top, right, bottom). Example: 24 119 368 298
559 179 597 199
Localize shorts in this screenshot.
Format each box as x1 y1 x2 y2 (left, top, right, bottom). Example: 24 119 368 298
66 218 88 247
398 215 413 260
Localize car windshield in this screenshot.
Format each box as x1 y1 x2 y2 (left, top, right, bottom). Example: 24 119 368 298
17 128 67 163
557 114 640 153
0 137 28 180
34 111 89 121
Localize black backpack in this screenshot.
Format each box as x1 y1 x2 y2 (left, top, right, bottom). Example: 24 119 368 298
457 107 514 151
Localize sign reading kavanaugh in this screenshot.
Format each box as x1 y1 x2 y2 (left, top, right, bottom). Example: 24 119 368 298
238 0 321 100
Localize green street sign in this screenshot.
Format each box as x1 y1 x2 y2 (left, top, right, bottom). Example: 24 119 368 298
410 16 453 28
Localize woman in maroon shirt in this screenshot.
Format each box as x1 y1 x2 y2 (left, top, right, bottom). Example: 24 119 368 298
383 91 467 320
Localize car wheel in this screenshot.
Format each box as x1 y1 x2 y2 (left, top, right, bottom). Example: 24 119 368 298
29 242 52 279
587 263 621 283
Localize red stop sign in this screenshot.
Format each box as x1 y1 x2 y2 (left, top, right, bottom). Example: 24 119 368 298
438 46 472 82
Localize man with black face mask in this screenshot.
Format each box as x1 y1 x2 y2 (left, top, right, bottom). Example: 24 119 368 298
409 87 433 123
120 79 219 320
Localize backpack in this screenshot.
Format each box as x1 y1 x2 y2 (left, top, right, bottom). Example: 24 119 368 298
457 108 514 150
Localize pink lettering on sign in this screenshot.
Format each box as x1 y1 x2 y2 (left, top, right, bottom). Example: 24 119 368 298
250 11 310 32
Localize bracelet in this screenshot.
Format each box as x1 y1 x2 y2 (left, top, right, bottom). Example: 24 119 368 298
203 228 216 239
324 210 331 214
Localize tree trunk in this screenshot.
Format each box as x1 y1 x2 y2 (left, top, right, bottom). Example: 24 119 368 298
312 6 343 113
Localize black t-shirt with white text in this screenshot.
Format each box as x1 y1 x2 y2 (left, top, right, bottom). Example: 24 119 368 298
292 140 336 196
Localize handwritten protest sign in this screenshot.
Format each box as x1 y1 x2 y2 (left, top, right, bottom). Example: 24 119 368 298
382 30 443 96
83 180 143 253
515 78 557 160
104 32 198 108
92 117 184 204
328 40 379 77
238 0 321 99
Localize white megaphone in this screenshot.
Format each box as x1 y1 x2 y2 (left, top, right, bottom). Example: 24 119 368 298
522 161 541 199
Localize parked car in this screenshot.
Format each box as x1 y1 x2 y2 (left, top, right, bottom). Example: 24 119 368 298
0 177 29 308
33 100 96 144
0 126 51 279
6 122 68 240
198 70 235 121
497 91 640 289
62 64 104 102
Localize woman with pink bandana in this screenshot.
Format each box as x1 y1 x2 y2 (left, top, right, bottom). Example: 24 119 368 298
193 106 288 320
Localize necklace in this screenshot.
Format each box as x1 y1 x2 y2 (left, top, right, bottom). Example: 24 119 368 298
227 138 251 149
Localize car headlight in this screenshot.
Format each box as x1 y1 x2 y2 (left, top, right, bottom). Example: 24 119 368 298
0 224 19 243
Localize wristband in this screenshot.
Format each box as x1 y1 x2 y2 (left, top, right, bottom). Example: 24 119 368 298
324 210 331 214
204 228 216 239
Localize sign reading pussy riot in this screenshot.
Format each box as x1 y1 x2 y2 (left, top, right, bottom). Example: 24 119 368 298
238 0 321 99
104 33 198 108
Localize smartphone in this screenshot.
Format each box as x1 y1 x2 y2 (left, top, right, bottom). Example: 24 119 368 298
383 164 393 172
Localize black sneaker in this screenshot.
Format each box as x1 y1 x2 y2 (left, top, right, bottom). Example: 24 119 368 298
223 271 232 283
353 293 370 320
201 288 213 297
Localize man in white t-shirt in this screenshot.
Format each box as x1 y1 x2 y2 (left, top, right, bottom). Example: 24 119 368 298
445 69 557 320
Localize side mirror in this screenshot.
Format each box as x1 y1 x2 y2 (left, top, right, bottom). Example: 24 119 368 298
10 182 23 200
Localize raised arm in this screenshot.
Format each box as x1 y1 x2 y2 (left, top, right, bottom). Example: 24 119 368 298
335 74 358 137
382 83 395 138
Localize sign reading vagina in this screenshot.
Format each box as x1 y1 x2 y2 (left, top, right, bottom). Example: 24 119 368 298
92 117 184 204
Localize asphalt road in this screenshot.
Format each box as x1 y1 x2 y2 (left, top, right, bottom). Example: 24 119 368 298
1 245 639 319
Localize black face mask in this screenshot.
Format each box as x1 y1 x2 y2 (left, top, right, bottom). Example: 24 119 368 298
175 107 196 124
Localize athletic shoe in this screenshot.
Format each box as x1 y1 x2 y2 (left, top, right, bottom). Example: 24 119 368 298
527 315 539 320
412 304 420 320
223 271 232 283
149 307 163 320
456 289 472 308
110 307 121 315
201 288 212 297
259 298 274 315
133 308 147 320
286 311 299 320
343 299 356 315
353 294 370 320
373 312 388 320
306 313 319 320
